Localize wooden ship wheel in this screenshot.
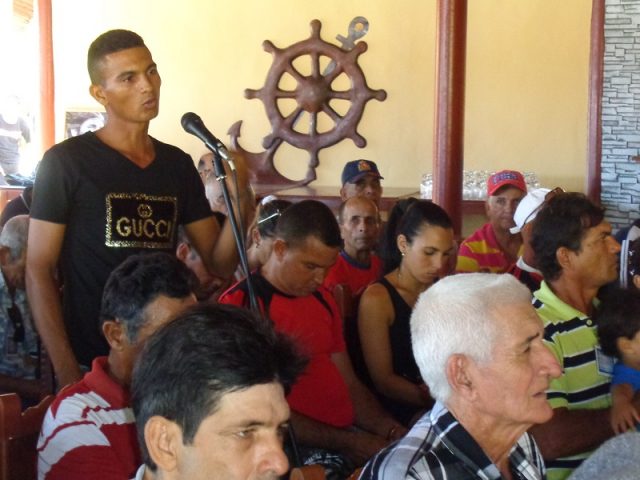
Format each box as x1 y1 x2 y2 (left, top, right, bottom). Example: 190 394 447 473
229 19 387 187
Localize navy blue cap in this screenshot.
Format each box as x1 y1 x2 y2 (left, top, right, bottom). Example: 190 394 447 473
341 159 383 185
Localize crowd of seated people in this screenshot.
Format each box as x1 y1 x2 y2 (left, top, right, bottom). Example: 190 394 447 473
0 25 639 480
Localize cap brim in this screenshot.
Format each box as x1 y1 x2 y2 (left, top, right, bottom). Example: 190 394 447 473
348 172 384 183
509 226 521 235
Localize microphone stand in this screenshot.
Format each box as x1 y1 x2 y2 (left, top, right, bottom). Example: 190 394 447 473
209 148 259 314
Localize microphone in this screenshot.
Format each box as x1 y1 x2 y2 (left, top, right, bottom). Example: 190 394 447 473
181 112 232 164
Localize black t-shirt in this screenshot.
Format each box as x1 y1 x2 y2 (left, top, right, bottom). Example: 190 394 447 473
31 132 212 365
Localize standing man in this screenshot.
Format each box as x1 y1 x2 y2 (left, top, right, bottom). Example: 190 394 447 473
340 159 384 208
0 93 31 175
456 169 526 273
528 192 621 480
323 196 382 296
26 30 252 387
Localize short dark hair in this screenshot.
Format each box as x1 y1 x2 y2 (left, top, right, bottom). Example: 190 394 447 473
87 29 146 84
275 200 341 249
256 199 292 238
380 199 453 274
99 252 197 341
531 192 605 281
132 303 306 471
595 288 640 358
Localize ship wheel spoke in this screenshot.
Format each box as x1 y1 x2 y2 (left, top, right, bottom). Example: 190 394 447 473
327 90 351 100
283 106 304 127
310 52 321 79
274 89 297 99
324 64 343 84
322 104 342 123
309 112 318 136
285 64 306 84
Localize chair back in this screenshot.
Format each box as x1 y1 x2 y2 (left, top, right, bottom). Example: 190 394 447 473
0 393 54 480
289 464 326 480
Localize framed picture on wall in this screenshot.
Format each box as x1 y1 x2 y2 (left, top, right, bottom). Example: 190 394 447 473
64 110 107 138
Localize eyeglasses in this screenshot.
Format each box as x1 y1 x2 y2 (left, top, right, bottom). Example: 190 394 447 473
521 187 565 227
8 303 24 343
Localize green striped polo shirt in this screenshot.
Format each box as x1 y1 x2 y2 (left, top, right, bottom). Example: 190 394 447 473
533 281 612 480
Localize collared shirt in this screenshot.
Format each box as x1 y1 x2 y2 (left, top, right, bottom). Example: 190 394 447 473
131 465 145 480
533 281 612 480
359 401 546 480
0 272 38 378
456 223 520 274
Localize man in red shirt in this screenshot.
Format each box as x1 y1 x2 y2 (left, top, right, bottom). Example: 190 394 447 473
220 200 404 477
324 196 382 296
37 253 197 479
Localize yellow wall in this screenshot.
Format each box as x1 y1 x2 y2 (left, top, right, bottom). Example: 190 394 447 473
51 0 590 192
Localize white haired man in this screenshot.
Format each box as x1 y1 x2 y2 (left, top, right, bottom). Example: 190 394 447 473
359 273 561 479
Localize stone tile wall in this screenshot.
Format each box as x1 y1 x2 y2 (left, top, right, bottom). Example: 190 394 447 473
602 0 640 230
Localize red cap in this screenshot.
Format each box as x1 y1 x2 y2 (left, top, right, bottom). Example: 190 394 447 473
487 170 527 196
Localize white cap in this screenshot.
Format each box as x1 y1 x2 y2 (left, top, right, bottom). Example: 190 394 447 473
510 188 551 234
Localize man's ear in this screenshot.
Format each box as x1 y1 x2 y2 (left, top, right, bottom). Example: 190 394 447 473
89 83 107 107
272 238 287 261
556 246 573 271
446 354 475 399
102 319 127 351
144 416 183 473
339 186 348 202
633 274 640 290
176 242 190 262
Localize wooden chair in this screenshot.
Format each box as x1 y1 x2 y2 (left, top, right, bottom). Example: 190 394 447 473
0 392 54 480
289 464 326 480
332 283 358 322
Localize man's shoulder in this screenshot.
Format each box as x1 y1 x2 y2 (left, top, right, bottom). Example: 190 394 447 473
533 282 589 328
460 223 494 245
151 137 192 163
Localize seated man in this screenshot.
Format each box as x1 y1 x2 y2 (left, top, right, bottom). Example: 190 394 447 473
0 215 39 388
360 273 561 479
196 152 213 183
220 200 405 478
130 303 306 480
175 226 230 302
340 159 384 208
529 192 621 480
323 196 382 296
37 252 197 479
456 170 526 273
0 185 32 228
506 187 553 293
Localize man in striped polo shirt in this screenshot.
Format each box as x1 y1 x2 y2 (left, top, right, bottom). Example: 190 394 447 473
456 170 526 273
37 253 197 479
528 192 621 480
